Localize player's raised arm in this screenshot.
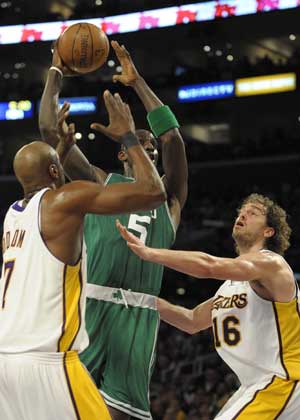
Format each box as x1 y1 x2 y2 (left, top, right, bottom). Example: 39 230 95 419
39 47 106 183
112 40 188 228
54 91 166 215
116 220 289 282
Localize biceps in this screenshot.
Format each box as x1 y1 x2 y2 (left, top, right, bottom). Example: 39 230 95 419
216 259 259 281
87 184 150 215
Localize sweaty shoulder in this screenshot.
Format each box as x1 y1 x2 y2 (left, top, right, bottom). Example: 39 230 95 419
238 249 285 270
245 250 295 301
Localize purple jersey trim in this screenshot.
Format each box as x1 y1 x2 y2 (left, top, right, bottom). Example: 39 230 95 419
12 201 25 212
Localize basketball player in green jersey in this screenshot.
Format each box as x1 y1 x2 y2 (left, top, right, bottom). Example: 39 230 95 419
39 41 188 420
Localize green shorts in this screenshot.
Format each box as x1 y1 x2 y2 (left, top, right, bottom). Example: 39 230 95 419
80 285 159 420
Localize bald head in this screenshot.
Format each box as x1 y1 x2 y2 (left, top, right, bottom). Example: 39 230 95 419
14 141 64 192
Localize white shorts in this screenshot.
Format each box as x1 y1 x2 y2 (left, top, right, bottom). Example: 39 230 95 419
214 375 300 420
0 351 111 420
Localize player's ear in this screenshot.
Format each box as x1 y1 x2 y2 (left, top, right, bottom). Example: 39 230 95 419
49 164 59 180
264 226 275 238
118 150 128 162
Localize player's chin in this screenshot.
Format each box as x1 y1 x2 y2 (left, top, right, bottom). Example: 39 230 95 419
232 228 242 240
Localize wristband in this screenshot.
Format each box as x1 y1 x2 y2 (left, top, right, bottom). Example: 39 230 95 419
49 66 63 78
147 105 179 138
120 132 140 149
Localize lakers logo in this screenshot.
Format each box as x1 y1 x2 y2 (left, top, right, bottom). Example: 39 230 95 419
213 293 247 311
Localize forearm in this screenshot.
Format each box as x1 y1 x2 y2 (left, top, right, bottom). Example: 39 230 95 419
132 79 188 206
56 141 74 166
63 148 103 182
39 69 104 182
132 77 163 112
161 130 188 207
147 248 214 279
127 142 166 205
39 68 62 147
157 298 196 334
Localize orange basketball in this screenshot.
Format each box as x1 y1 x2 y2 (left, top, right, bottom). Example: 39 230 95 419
57 22 109 74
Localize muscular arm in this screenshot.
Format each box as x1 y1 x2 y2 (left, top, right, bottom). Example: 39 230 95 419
39 68 106 183
117 224 286 282
157 297 213 334
112 41 188 226
133 78 188 211
53 143 166 215
135 248 284 281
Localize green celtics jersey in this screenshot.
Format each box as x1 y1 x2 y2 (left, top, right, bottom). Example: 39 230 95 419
84 173 175 296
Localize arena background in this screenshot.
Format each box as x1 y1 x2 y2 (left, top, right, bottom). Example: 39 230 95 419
1 1 300 418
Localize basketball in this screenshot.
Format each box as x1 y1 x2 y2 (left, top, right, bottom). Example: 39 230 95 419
57 22 109 74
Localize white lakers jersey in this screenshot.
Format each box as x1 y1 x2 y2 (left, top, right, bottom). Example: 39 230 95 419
0 188 89 353
211 254 300 386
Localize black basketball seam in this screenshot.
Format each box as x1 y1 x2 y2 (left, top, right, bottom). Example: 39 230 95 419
86 23 94 69
72 23 82 71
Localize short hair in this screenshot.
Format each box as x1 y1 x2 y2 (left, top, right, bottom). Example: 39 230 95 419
240 193 291 255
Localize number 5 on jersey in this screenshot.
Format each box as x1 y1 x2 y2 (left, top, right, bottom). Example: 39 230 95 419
127 211 156 244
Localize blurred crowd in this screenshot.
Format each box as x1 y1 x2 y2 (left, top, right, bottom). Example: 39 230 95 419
1 125 299 176
173 51 300 86
150 322 240 419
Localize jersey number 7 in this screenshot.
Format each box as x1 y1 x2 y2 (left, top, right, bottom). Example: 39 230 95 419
2 260 15 309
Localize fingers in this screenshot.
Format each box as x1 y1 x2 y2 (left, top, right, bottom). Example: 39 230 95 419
123 103 135 133
102 89 118 117
116 219 130 240
67 123 76 143
103 89 126 119
116 221 143 246
68 122 75 134
58 102 70 126
112 75 122 84
58 102 70 117
90 122 109 136
111 40 130 58
124 103 134 124
113 92 125 113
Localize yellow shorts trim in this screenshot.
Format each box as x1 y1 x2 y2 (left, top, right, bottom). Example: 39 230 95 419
233 376 298 420
64 352 111 420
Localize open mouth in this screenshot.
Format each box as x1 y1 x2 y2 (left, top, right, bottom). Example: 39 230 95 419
235 221 244 227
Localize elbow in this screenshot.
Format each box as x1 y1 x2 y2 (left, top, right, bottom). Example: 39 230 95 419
39 126 59 148
39 116 51 133
154 187 167 205
143 180 167 210
186 323 200 335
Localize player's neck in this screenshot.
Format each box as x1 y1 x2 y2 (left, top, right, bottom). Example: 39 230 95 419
23 184 53 205
123 166 135 179
237 241 265 255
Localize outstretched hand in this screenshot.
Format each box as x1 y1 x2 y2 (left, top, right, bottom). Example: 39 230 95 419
91 90 135 142
111 40 141 86
56 102 76 164
116 219 152 261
